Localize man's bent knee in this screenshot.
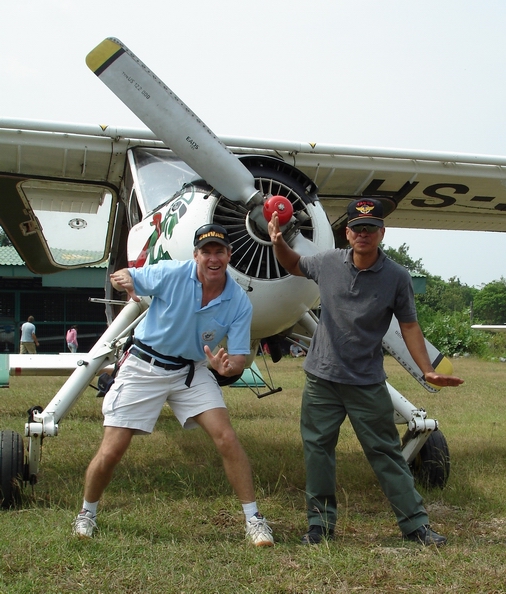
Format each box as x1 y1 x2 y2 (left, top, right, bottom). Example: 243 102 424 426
209 425 240 455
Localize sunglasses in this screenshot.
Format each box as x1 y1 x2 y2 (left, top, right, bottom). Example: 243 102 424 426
349 225 380 234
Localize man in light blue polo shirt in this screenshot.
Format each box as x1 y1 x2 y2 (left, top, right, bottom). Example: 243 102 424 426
73 224 274 547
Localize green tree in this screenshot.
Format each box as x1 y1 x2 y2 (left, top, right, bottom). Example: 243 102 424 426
418 275 476 314
383 243 475 314
473 278 506 324
382 243 428 274
382 242 484 355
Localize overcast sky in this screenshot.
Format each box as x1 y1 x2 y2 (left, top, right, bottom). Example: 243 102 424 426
2 0 506 286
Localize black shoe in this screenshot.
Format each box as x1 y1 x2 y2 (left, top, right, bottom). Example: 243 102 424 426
403 524 447 547
301 525 334 545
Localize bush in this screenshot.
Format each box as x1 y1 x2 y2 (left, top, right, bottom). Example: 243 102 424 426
420 309 489 357
484 331 506 359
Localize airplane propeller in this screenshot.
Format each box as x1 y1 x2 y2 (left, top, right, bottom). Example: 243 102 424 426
86 38 262 208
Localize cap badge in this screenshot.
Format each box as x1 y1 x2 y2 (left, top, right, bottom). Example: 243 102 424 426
356 203 375 215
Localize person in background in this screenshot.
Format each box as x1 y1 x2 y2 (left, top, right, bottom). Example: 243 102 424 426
66 325 78 353
268 198 463 547
290 341 306 358
20 316 39 354
72 224 274 547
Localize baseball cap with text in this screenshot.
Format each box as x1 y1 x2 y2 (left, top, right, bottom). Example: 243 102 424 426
347 198 384 228
193 224 231 249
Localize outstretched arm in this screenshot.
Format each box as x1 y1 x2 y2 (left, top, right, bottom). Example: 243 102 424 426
267 212 305 277
399 321 464 387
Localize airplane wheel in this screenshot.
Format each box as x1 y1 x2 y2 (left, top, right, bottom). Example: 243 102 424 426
0 430 25 508
411 430 450 489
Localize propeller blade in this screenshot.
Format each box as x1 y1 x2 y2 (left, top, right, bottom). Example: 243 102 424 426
86 38 260 205
290 232 322 256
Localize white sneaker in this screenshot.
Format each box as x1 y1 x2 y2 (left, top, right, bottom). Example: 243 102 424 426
245 513 274 546
72 510 97 538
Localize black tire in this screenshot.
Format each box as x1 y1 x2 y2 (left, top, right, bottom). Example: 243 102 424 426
411 430 450 489
0 430 25 509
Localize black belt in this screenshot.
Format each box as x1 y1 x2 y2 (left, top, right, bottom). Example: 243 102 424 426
129 343 195 387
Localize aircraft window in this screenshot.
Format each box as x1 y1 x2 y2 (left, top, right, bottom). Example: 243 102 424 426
17 179 116 267
128 147 198 215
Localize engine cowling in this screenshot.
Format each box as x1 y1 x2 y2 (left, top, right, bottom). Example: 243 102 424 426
126 152 334 342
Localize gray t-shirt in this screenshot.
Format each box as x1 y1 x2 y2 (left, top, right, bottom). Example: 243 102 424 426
299 247 417 385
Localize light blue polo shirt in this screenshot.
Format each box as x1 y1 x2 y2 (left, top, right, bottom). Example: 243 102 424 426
129 260 252 362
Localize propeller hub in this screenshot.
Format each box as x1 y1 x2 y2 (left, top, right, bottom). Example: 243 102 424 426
262 195 293 226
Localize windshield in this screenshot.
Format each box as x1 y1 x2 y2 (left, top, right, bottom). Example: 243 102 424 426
128 147 199 216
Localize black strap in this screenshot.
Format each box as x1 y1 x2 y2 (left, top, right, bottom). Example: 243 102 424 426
185 361 195 388
133 338 195 387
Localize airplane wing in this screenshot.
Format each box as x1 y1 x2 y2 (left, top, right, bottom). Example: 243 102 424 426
471 325 506 332
0 119 148 273
2 118 506 273
223 137 506 244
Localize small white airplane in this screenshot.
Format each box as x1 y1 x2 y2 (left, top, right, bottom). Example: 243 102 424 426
1 37 506 507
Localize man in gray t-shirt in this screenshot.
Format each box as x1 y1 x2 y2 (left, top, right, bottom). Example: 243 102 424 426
269 198 463 547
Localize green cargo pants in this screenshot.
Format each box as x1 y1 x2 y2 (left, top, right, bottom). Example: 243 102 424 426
301 372 429 535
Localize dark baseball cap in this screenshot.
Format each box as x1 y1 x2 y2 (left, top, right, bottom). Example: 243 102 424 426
193 224 231 249
347 198 384 228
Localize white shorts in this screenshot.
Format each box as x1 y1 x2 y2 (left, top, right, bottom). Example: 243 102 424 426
102 353 226 434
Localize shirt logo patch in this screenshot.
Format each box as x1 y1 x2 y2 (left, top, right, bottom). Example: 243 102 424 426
202 330 216 342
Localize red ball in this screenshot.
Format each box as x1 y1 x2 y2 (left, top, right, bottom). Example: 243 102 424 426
262 195 293 226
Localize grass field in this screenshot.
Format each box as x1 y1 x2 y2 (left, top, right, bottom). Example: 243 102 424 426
1 354 506 593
